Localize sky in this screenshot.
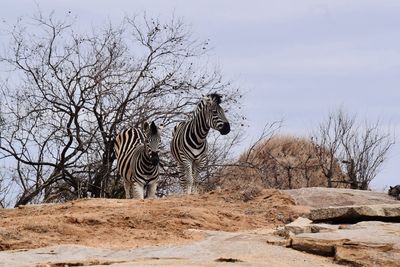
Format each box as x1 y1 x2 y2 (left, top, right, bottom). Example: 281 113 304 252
1 0 399 190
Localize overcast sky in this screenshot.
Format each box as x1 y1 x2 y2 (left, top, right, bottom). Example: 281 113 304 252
1 1 399 190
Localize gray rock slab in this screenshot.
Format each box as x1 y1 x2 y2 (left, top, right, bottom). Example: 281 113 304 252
291 221 400 267
285 187 398 208
0 230 341 267
310 204 400 222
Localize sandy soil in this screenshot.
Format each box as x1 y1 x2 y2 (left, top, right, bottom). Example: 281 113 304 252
0 189 300 251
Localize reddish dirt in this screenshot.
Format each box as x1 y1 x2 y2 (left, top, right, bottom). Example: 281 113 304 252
0 189 300 251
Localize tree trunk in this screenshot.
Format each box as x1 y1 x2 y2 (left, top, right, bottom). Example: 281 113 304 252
91 140 115 198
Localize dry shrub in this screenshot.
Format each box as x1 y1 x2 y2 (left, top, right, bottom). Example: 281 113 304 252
217 135 348 190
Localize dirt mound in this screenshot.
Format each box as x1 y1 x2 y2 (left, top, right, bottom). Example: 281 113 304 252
0 189 297 251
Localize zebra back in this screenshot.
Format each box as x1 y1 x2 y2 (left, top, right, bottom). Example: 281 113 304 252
114 127 146 181
114 128 144 159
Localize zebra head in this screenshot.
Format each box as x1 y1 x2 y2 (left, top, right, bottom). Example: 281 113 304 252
388 185 400 197
143 121 162 166
203 93 231 135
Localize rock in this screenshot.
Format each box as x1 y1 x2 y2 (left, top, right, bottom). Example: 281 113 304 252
265 234 291 247
285 217 313 235
290 221 400 267
291 237 348 257
285 188 399 208
335 242 400 267
309 204 400 223
0 230 341 267
276 189 400 266
282 217 338 237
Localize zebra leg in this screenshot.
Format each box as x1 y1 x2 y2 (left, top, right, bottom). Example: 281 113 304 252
179 162 194 194
146 181 158 199
192 162 201 194
123 179 132 199
131 181 145 199
193 158 206 194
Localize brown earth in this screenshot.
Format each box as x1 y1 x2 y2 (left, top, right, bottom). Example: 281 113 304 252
0 189 299 251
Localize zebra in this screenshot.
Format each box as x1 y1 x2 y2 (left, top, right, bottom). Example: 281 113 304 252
114 121 162 199
388 185 400 200
171 93 230 194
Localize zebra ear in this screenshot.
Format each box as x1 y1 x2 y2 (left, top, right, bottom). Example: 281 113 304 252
390 186 393 190
150 121 158 135
143 121 149 132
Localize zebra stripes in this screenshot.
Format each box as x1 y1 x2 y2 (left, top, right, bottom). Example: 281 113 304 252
171 93 230 194
114 121 162 199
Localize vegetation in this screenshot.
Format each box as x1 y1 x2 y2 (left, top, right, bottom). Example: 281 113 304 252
217 133 347 191
0 12 242 206
311 109 394 190
217 111 394 192
0 12 394 207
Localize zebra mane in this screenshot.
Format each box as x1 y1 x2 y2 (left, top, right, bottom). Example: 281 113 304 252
149 121 158 135
193 93 223 118
207 93 222 105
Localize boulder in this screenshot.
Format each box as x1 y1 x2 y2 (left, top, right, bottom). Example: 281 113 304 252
309 204 400 223
285 188 398 208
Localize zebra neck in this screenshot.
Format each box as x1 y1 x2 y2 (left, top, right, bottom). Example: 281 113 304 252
137 145 153 164
189 109 210 143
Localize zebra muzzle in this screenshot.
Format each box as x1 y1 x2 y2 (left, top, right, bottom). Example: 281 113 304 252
150 152 159 166
219 122 231 135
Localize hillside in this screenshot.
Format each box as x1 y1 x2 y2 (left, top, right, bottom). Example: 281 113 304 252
0 189 298 251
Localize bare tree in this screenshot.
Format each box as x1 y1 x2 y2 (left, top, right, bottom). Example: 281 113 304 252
340 118 394 189
0 12 243 206
312 109 394 190
311 109 350 187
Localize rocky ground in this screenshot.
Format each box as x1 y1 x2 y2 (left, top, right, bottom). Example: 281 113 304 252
281 188 400 267
1 230 342 267
0 187 399 266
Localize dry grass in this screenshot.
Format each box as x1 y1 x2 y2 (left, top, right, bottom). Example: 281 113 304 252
217 135 348 190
